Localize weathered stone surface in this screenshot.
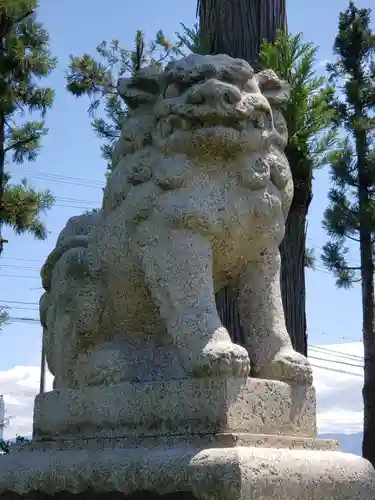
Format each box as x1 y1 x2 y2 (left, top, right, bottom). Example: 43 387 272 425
0 442 374 499
12 433 339 453
40 53 312 391
2 53 373 500
33 378 316 440
39 211 107 390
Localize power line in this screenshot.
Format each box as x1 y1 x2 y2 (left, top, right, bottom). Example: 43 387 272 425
55 196 99 205
6 306 38 311
2 314 367 378
10 169 104 189
10 167 104 184
0 260 348 280
0 300 362 347
0 274 39 279
309 355 362 369
0 300 38 305
310 363 363 377
53 204 98 211
1 265 40 271
320 331 361 343
309 345 363 361
9 316 39 323
3 311 366 370
1 257 40 263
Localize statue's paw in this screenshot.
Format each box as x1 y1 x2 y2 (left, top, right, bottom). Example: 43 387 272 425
189 341 250 378
256 348 313 385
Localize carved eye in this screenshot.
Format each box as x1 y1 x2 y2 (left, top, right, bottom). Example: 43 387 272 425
222 90 238 105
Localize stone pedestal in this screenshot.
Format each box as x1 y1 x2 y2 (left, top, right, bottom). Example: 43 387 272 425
0 377 374 499
32 378 316 440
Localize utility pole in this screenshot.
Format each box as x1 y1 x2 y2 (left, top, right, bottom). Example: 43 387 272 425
0 396 4 440
39 339 46 394
0 13 7 257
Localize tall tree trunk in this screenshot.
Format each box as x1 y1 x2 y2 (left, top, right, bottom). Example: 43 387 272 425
0 20 6 256
280 206 308 356
357 129 375 466
360 211 375 466
199 0 308 356
199 0 287 63
0 108 5 257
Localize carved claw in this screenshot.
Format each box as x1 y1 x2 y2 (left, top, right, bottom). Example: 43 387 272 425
255 348 313 385
189 341 250 379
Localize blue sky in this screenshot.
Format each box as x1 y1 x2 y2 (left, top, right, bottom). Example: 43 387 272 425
0 0 373 373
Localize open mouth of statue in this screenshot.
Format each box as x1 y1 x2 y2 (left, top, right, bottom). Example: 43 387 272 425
162 112 267 136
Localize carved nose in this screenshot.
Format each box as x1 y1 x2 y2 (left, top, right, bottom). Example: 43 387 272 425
186 79 242 107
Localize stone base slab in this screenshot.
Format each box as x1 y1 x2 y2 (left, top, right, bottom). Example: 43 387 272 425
13 432 339 453
0 440 374 499
33 377 316 439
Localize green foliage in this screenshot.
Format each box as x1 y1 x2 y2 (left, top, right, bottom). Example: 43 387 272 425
65 23 213 175
304 247 316 269
0 435 29 454
0 439 10 454
0 0 56 251
259 31 337 176
2 172 53 239
176 22 211 55
0 305 9 330
321 1 375 288
66 30 182 173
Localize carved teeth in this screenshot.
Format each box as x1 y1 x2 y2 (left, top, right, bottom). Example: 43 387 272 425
160 114 249 134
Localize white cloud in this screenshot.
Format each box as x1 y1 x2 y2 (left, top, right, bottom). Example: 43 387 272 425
0 343 364 439
310 342 364 434
0 366 53 440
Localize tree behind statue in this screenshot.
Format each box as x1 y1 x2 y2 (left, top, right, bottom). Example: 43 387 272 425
198 0 336 355
321 1 375 467
66 19 337 356
258 31 336 354
0 0 56 257
66 30 182 176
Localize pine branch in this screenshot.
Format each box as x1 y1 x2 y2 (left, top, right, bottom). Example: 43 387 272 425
4 120 47 163
0 9 34 39
4 133 38 153
0 306 9 330
0 1 56 253
0 439 11 454
66 29 182 175
304 246 316 269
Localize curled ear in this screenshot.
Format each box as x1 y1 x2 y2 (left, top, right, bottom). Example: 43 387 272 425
117 66 162 109
255 69 290 106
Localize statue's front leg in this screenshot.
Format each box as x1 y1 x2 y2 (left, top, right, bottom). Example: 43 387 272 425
134 220 250 378
238 248 312 385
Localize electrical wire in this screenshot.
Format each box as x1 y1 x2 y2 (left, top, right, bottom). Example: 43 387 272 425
309 355 362 369
4 312 366 378
309 363 362 377
309 345 363 361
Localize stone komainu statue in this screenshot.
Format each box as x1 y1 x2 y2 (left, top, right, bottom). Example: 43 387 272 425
41 54 312 389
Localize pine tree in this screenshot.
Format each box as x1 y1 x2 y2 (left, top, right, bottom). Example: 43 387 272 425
321 1 375 466
198 0 287 65
0 0 56 255
0 305 8 330
197 0 335 354
258 31 336 354
66 22 335 355
66 30 181 176
197 0 325 355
